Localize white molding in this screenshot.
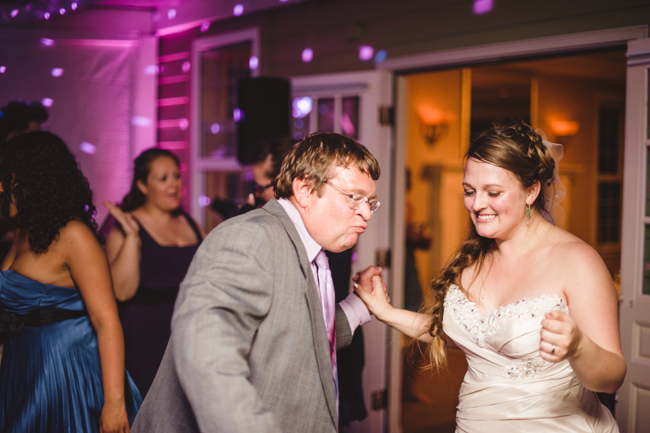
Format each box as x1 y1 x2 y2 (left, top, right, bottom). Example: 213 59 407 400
380 26 648 72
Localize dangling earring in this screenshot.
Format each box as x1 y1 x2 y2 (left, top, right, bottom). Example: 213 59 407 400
526 204 531 225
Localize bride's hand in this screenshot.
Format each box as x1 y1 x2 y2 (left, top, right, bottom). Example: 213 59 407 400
352 266 390 303
354 275 393 320
539 311 584 363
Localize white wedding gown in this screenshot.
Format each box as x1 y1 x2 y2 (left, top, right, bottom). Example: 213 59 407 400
443 285 618 432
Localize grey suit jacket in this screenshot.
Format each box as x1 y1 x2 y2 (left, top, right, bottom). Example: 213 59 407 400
131 200 353 433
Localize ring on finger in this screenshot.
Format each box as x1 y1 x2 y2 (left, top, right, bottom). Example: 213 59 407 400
551 344 556 355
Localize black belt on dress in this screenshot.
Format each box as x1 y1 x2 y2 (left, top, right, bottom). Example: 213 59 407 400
0 304 88 342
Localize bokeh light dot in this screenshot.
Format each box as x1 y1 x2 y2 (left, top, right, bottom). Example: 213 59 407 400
168 9 176 20
179 118 189 131
71 2 78 11
473 0 494 15
374 50 387 64
359 45 374 61
10 9 19 18
59 8 66 15
249 56 259 70
200 21 211 32
198 195 211 208
41 38 54 46
0 66 6 74
41 98 53 107
233 108 243 122
79 142 96 155
143 64 159 75
44 12 50 20
182 61 191 73
51 68 64 77
233 4 244 16
302 48 313 63
131 116 152 127
210 123 220 134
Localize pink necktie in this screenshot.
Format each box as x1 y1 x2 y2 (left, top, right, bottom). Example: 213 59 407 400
313 250 338 409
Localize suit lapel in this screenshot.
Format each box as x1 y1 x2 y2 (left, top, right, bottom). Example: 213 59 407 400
262 200 338 428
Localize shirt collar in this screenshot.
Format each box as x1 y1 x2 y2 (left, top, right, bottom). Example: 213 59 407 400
277 198 322 263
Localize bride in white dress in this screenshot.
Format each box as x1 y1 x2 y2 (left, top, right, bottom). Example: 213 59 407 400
356 121 626 432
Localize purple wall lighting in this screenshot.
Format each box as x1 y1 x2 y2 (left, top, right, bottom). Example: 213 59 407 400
473 0 494 15
358 45 374 61
302 48 313 63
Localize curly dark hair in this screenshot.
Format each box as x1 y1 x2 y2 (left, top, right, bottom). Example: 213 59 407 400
0 131 99 253
0 100 49 140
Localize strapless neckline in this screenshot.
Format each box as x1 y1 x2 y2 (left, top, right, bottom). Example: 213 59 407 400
1 269 75 291
446 284 567 317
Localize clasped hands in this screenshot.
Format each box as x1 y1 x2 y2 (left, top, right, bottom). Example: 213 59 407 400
352 266 392 319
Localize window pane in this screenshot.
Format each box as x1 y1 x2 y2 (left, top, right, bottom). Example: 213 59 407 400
200 42 251 158
341 96 360 140
598 106 621 174
643 224 650 295
317 98 335 132
597 181 621 244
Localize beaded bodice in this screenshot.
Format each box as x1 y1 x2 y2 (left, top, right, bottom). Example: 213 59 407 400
443 284 569 381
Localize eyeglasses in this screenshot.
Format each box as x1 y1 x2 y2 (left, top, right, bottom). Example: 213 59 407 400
324 180 380 214
254 183 273 194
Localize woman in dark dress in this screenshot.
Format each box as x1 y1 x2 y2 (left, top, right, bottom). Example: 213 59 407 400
0 131 141 432
104 149 203 397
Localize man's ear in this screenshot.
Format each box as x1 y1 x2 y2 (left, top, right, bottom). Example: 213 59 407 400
292 175 313 208
137 179 148 196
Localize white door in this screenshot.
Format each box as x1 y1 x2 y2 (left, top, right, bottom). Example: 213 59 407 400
291 70 393 433
617 37 650 433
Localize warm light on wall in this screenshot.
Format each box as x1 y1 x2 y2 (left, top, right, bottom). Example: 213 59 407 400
418 105 452 146
550 119 580 137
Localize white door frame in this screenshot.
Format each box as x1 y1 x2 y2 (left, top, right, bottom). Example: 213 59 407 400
291 70 393 433
379 25 648 433
618 37 650 433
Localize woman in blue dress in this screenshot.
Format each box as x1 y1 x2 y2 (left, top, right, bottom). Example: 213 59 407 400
0 131 141 432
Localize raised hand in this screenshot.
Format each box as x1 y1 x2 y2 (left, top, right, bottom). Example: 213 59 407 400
103 202 139 238
354 274 393 320
539 310 584 362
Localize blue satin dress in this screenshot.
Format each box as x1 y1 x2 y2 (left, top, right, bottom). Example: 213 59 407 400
0 270 142 432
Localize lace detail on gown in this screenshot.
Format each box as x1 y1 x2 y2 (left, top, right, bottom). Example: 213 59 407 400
443 285 569 348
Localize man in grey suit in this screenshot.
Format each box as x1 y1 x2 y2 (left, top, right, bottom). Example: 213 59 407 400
132 132 382 432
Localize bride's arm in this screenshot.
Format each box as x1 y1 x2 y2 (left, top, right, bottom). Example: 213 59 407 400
355 275 433 343
540 242 626 393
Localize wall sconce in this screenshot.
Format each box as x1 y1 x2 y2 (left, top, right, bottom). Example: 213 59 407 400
418 105 452 146
550 119 580 138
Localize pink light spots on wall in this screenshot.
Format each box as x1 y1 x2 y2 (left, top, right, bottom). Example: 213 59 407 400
182 61 191 73
51 68 64 77
41 38 54 47
249 56 259 70
71 2 78 11
210 123 220 134
10 9 18 18
0 66 6 74
79 142 96 155
41 98 53 107
302 48 313 63
233 4 244 16
473 0 493 15
168 9 176 20
200 21 211 32
358 45 374 61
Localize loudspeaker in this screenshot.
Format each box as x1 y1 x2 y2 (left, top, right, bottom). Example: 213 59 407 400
237 77 291 165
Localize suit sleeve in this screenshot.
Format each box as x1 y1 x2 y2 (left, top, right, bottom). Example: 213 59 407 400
172 218 282 433
335 304 353 350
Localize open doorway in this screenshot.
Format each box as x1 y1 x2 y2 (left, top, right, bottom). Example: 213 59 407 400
399 48 627 433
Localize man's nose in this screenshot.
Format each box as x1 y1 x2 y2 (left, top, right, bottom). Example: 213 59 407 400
359 201 373 220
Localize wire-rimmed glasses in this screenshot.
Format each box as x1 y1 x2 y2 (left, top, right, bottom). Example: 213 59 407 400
324 180 380 214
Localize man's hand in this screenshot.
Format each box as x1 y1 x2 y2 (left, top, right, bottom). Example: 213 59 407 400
353 266 390 303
